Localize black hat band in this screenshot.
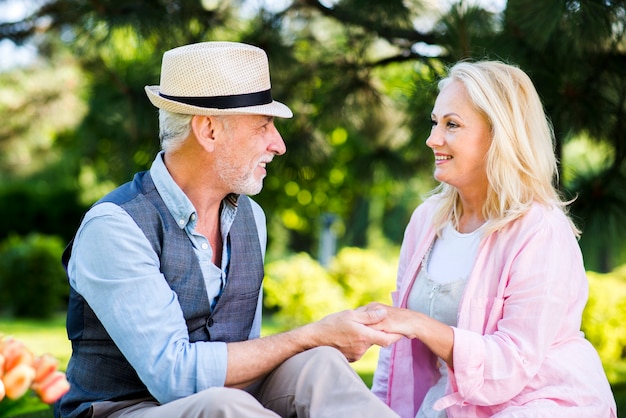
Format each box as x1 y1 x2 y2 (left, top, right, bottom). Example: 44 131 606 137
159 89 273 110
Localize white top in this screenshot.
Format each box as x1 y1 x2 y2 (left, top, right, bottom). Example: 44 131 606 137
406 222 482 418
427 222 482 284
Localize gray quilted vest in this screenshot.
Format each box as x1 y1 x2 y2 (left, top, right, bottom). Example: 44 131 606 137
55 171 264 418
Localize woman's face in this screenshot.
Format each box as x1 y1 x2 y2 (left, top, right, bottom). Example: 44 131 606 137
426 80 491 198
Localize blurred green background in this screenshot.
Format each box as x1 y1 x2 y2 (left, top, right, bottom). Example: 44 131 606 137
0 0 625 415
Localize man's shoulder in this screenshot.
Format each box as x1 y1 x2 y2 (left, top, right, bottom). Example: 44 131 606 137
97 171 151 207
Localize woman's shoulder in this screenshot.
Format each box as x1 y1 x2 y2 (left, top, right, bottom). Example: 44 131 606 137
504 201 575 240
525 201 571 226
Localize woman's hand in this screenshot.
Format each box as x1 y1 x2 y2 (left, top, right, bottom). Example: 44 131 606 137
311 308 404 361
358 302 455 368
358 303 421 339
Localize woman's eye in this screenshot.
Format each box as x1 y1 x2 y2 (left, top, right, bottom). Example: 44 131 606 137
446 121 458 129
430 119 437 127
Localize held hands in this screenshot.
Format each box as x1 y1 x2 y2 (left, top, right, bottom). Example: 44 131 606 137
360 303 455 367
312 308 403 362
358 302 420 340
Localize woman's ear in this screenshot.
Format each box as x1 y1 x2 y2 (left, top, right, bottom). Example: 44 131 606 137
191 115 217 152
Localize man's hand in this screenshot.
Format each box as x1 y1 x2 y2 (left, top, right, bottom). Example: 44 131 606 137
358 302 455 368
309 308 403 362
225 306 403 387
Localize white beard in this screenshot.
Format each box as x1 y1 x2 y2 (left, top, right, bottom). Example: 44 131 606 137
215 159 264 196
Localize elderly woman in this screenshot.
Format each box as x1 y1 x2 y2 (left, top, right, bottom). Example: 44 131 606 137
367 61 617 417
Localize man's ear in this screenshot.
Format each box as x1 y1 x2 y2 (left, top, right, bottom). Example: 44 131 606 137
191 115 217 152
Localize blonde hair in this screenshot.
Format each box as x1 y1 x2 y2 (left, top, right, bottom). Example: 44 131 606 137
430 60 579 236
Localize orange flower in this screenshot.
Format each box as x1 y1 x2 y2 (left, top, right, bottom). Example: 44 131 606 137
1 338 34 371
31 371 70 404
33 353 58 383
2 363 35 400
0 336 70 405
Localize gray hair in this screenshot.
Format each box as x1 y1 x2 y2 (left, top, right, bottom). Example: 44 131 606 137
158 110 193 152
158 110 238 152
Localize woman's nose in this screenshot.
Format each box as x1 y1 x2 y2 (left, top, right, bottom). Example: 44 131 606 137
425 127 443 149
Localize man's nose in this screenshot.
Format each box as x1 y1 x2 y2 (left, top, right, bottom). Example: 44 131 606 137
268 124 286 155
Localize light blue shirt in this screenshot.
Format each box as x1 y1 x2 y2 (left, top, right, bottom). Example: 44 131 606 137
67 152 266 403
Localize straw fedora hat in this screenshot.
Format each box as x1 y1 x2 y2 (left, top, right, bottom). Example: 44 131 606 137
145 42 293 118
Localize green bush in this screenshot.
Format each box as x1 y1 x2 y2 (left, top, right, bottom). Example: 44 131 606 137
264 253 348 329
582 264 626 383
328 247 396 307
0 234 68 319
263 248 398 330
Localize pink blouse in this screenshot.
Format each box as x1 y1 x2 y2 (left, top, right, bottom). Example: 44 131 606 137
372 198 617 417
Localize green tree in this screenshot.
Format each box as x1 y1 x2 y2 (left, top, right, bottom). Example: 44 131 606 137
2 0 437 253
289 0 626 270
496 0 626 271
1 0 625 269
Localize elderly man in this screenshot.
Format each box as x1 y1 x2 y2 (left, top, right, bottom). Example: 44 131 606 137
55 42 400 418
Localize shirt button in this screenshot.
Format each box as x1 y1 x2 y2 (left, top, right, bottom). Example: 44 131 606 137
201 243 209 250
191 213 196 221
178 219 185 226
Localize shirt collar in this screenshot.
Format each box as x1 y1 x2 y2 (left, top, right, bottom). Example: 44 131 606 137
149 151 240 230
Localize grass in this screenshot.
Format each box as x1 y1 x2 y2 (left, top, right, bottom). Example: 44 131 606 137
1 315 624 416
0 315 69 417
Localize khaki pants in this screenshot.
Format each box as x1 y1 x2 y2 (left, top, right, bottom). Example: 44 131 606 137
90 346 399 418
